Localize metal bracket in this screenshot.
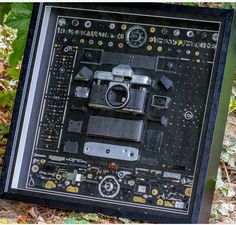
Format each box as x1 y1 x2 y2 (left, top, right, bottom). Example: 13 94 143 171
83 142 139 161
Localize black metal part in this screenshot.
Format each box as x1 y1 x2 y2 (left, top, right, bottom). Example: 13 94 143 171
87 116 144 142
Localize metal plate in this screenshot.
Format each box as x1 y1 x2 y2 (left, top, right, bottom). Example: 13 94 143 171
83 142 139 161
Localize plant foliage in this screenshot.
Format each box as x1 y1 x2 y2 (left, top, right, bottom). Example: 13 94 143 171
5 3 33 68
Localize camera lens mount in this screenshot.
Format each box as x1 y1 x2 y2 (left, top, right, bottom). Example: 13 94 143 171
105 83 130 109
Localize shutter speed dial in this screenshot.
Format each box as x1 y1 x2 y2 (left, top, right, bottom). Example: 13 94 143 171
98 175 120 198
126 26 147 48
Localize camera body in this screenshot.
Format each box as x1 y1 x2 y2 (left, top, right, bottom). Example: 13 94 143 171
89 64 151 114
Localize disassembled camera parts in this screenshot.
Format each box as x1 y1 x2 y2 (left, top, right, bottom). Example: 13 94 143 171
28 16 216 213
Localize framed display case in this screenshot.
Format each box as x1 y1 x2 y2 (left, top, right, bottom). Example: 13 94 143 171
1 3 235 223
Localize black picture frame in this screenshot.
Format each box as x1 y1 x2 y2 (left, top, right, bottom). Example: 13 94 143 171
1 3 235 223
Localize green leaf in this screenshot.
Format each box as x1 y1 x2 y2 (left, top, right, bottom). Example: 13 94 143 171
63 217 79 224
0 90 16 108
10 3 33 17
5 3 33 67
78 219 90 224
219 3 233 9
0 124 9 135
0 147 6 155
0 3 11 25
219 3 236 9
8 37 26 67
7 67 20 80
5 3 33 29
68 212 83 219
182 2 199 6
5 3 33 39
211 208 219 220
64 212 91 224
229 96 236 111
81 213 100 222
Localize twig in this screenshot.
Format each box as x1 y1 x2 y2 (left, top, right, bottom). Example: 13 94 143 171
215 201 236 204
228 106 236 115
222 161 232 188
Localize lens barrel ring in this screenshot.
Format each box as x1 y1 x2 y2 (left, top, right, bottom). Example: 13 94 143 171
105 82 131 109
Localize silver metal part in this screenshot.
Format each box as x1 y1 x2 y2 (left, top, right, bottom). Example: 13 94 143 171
58 18 66 26
83 142 139 161
125 25 147 48
74 87 90 98
66 169 78 185
161 28 168 34
33 153 46 158
94 71 113 80
108 41 113 47
117 171 132 179
59 67 65 73
109 23 115 29
48 155 65 162
31 165 39 173
89 86 147 114
98 175 120 198
186 50 191 55
187 30 194 37
131 75 151 86
72 19 79 27
128 180 135 186
163 171 181 180
201 32 207 39
175 201 185 209
75 174 83 182
112 64 133 78
138 185 147 193
28 175 35 187
66 158 87 164
184 111 194 120
89 39 94 45
94 64 151 86
84 20 91 28
212 33 218 42
173 29 180 36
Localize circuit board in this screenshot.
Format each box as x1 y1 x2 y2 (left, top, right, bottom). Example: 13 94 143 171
2 3 234 223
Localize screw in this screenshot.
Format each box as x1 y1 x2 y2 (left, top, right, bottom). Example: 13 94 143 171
184 111 193 120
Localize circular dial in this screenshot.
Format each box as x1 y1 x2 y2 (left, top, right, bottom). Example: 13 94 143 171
105 83 130 109
98 175 120 198
125 26 147 48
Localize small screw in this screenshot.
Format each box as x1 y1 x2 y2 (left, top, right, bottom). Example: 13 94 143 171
184 111 193 120
58 18 66 26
